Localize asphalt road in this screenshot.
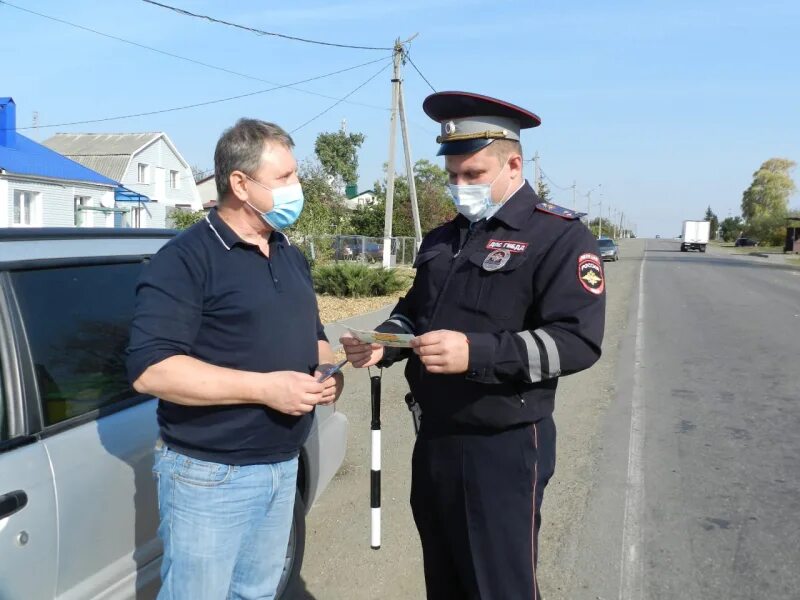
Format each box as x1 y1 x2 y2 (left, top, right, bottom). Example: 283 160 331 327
568 239 800 599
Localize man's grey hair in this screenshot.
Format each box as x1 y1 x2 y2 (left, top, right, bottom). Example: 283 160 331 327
214 118 295 200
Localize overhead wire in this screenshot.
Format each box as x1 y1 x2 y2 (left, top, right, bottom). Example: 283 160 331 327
141 0 394 51
13 57 392 131
403 50 437 93
0 0 391 113
291 62 393 133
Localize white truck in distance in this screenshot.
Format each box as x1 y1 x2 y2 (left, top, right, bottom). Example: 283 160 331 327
681 220 710 252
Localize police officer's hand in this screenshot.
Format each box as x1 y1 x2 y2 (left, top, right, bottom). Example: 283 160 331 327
339 333 384 368
260 371 326 416
411 330 470 374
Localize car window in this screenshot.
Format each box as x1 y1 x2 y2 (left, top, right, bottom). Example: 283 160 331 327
598 239 615 248
11 262 145 426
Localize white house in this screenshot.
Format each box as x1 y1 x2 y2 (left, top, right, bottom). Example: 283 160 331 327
195 173 218 209
1 97 122 228
43 131 202 228
344 189 377 210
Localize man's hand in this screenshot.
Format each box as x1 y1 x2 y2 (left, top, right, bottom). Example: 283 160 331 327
411 330 470 375
258 371 326 416
314 364 344 405
340 333 384 368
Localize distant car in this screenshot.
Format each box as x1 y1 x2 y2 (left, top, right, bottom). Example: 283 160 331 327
655 235 661 239
734 237 758 247
597 238 619 261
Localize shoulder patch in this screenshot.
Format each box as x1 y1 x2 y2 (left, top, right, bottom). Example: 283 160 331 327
578 253 605 295
535 202 581 220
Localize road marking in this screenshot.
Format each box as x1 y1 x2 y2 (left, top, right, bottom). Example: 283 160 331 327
619 246 646 600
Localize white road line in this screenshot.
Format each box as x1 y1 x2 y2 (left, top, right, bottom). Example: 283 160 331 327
619 245 646 600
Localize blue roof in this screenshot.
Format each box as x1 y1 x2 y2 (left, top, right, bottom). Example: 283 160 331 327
0 132 118 187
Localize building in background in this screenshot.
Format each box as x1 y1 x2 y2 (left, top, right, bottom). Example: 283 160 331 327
1 97 123 228
44 131 202 227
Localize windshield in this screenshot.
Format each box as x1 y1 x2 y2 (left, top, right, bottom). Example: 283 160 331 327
598 239 616 248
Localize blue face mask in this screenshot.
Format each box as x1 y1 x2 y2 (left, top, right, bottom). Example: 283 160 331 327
245 177 305 230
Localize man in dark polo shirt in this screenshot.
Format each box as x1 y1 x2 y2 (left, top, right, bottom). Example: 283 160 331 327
126 118 343 600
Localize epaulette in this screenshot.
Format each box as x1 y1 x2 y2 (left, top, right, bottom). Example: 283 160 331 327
535 202 581 220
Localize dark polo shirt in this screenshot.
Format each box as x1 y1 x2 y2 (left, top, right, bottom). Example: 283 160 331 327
126 208 326 465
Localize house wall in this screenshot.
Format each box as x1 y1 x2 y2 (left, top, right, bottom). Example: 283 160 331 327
197 177 217 204
1 175 115 228
122 138 201 210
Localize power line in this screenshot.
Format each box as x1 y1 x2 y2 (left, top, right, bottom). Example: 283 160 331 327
0 0 391 114
12 57 392 131
404 51 437 93
291 62 392 133
540 168 573 191
141 0 393 51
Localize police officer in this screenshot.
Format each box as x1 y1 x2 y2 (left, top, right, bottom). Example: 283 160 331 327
341 91 606 599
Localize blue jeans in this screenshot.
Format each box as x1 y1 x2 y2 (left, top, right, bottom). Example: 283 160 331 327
153 446 298 600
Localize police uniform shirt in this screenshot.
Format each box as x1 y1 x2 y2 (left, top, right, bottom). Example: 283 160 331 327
379 181 606 432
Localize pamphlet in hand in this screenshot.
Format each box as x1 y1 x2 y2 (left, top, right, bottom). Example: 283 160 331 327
348 327 414 348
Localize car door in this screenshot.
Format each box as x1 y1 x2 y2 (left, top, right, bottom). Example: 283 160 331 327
9 260 161 599
0 277 59 600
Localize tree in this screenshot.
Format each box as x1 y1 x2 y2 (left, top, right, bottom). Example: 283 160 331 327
719 216 743 242
741 158 796 220
354 160 457 239
171 208 206 229
588 217 616 238
191 165 212 183
704 206 720 240
314 131 366 188
291 160 347 237
740 158 796 246
536 179 552 203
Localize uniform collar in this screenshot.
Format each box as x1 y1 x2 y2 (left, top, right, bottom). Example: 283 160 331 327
489 179 537 230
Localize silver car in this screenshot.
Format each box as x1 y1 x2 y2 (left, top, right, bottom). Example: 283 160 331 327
597 237 619 261
0 228 348 599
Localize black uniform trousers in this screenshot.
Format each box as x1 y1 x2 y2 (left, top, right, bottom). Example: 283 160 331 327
410 417 557 600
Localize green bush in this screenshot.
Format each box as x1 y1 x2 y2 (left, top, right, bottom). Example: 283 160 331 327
312 263 408 298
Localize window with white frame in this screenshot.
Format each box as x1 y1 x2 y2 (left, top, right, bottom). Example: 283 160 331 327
74 195 91 226
12 190 39 226
169 170 180 189
137 163 149 184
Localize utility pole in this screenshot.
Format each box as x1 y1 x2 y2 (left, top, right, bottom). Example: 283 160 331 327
398 59 422 248
383 36 421 268
533 152 541 194
598 195 603 238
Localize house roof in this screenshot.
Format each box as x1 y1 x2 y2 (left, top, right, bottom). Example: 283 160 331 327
0 132 118 186
42 132 177 181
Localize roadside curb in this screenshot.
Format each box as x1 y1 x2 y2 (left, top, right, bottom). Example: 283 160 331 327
749 252 770 258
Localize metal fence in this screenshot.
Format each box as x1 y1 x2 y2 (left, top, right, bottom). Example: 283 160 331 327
293 234 418 267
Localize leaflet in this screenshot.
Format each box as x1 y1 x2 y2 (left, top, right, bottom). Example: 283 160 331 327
347 328 414 348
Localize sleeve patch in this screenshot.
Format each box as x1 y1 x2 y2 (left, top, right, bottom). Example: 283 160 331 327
578 253 605 294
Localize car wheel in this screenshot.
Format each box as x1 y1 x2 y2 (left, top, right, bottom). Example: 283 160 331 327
276 491 306 599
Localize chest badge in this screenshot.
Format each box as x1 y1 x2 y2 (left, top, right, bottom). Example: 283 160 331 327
482 249 511 271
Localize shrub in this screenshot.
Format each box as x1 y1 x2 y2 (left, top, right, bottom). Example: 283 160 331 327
312 263 408 298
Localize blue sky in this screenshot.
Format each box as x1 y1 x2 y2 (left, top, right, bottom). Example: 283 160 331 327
2 0 798 236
